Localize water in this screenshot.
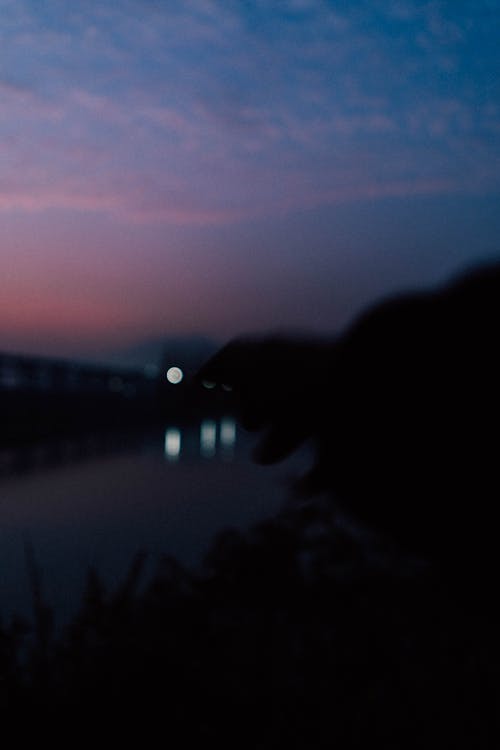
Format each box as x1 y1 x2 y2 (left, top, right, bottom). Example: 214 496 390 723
0 418 311 626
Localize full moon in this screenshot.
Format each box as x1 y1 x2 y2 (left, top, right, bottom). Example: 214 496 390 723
166 366 184 384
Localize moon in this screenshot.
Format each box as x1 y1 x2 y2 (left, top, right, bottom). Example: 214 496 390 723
166 366 184 384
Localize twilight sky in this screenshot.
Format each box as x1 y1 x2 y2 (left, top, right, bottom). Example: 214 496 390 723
1 0 499 363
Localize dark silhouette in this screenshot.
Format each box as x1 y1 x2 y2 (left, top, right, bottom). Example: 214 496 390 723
2 263 499 745
0 353 159 444
1 497 498 745
198 263 500 573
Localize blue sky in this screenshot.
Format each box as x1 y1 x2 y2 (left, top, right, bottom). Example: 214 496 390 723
1 0 499 360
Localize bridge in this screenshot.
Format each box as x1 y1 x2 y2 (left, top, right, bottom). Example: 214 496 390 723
0 351 159 444
0 351 156 397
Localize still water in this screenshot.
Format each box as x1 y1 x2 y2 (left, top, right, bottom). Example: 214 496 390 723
0 418 311 626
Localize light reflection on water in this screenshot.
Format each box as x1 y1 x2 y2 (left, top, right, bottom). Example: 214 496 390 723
164 428 181 461
164 418 237 462
220 417 236 460
200 419 217 459
0 417 239 479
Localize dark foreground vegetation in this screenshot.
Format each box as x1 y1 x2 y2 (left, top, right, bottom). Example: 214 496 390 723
1 495 497 747
2 263 498 744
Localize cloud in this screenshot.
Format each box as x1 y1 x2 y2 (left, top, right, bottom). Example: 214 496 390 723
0 0 499 224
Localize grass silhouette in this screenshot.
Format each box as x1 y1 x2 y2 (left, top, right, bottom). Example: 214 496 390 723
1 494 497 746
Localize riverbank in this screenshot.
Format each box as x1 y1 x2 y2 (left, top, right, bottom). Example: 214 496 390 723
1 495 497 746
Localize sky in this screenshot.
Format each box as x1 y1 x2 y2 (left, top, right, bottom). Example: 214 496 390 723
1 0 499 364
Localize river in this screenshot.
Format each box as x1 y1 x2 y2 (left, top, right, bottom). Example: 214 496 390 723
0 417 311 626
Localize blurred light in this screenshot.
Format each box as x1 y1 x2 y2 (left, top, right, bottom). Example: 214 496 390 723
164 428 181 460
221 383 233 392
220 417 236 448
220 417 236 460
166 366 183 384
202 379 216 389
200 420 217 458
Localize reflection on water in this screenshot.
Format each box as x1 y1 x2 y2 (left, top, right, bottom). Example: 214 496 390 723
164 418 237 462
0 416 238 480
164 428 182 461
200 419 217 459
1 431 144 480
220 417 236 459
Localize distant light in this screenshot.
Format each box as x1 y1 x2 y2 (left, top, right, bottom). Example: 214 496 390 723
164 428 181 460
202 379 216 389
200 420 217 458
166 366 183 384
221 383 233 392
